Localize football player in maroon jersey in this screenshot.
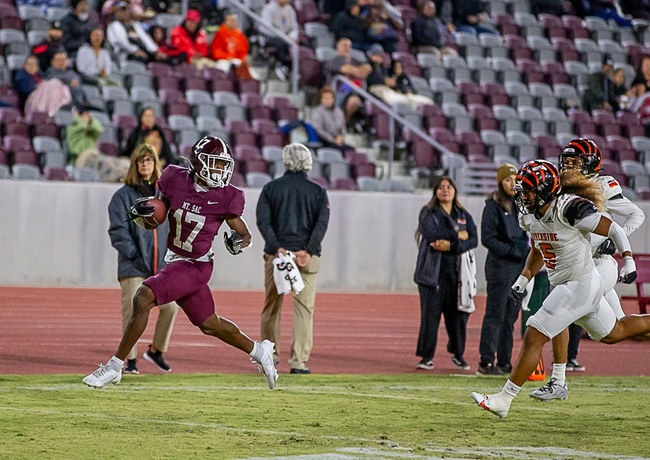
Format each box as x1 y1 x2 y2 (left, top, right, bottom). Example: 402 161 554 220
84 136 278 389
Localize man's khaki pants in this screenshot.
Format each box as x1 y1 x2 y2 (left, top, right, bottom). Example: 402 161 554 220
119 277 179 360
261 254 320 370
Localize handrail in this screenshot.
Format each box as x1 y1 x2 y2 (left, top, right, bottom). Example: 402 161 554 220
331 74 454 184
227 0 300 101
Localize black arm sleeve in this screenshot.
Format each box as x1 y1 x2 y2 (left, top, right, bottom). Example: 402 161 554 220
563 197 598 226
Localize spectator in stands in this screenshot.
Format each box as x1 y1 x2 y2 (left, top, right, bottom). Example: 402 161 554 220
326 38 372 132
209 12 256 80
13 55 43 109
320 0 346 16
32 22 64 72
367 45 434 108
76 28 118 87
414 175 478 372
123 107 175 167
145 0 173 14
260 0 300 81
330 0 371 51
631 55 650 94
364 2 401 53
582 59 615 112
45 50 87 110
590 0 633 28
453 0 499 36
608 68 630 112
309 85 353 152
531 0 568 16
108 2 171 64
66 109 104 164
390 59 434 105
412 1 457 57
620 0 650 20
102 0 152 22
61 0 97 59
148 26 187 66
171 9 217 70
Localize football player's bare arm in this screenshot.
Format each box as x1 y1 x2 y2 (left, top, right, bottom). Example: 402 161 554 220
521 246 544 281
225 216 252 249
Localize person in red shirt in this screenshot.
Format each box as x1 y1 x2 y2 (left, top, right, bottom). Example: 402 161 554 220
170 9 217 70
208 12 255 79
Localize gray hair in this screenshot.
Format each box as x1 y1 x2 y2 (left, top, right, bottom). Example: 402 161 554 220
282 143 313 172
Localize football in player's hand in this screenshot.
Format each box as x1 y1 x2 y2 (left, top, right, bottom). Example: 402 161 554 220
134 198 168 230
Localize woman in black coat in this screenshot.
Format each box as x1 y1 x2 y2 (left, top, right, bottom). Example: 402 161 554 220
413 176 478 371
477 164 529 375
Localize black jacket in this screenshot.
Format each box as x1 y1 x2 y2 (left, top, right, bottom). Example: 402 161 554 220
414 205 478 287
480 195 529 264
108 183 169 279
60 13 96 57
256 171 330 256
411 15 442 48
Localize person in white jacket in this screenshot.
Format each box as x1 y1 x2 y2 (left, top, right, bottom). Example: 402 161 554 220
259 0 299 80
106 2 165 63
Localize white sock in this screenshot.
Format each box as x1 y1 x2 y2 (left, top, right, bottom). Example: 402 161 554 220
249 341 262 362
108 356 124 371
552 363 566 386
500 379 521 400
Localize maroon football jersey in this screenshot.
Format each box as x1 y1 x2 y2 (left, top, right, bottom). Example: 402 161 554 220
158 165 245 259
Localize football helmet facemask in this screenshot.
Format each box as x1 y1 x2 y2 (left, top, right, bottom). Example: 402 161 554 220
514 159 562 215
559 138 602 177
190 135 234 188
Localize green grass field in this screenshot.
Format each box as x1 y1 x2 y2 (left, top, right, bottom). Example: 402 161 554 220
1 373 649 459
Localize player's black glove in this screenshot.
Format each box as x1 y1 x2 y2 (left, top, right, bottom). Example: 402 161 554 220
595 238 616 256
224 230 243 255
130 196 155 218
510 274 529 311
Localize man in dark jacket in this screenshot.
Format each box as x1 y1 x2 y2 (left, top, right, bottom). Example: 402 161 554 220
477 163 530 375
256 143 330 374
32 22 64 72
330 0 370 50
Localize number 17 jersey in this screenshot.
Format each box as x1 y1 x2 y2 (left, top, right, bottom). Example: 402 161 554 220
158 165 245 260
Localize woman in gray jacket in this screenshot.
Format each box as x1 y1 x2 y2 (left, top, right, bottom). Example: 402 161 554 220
309 85 354 152
108 144 179 375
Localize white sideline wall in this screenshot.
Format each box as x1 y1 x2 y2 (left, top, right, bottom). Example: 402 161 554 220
1 180 649 293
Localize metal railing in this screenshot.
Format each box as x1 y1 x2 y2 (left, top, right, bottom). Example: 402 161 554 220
331 75 458 187
226 0 300 101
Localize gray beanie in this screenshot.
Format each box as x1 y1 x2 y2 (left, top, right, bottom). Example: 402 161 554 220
282 143 313 172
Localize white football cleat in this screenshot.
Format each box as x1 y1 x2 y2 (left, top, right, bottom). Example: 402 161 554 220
529 378 568 401
254 340 279 390
471 392 510 418
82 363 122 388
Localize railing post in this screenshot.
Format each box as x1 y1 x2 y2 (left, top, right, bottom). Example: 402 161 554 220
291 42 299 102
387 115 395 187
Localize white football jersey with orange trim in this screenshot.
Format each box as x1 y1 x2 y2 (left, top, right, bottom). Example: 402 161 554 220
519 194 595 286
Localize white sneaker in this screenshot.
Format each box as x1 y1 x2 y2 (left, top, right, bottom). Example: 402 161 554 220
82 363 122 388
471 392 511 418
254 340 279 390
529 378 568 401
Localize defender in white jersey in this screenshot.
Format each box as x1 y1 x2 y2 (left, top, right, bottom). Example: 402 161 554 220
530 139 646 401
471 159 650 419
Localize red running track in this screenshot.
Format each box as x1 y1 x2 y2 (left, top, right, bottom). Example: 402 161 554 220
0 286 648 376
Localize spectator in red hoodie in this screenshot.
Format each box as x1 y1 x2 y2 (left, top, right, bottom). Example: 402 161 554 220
171 9 217 70
209 12 256 79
